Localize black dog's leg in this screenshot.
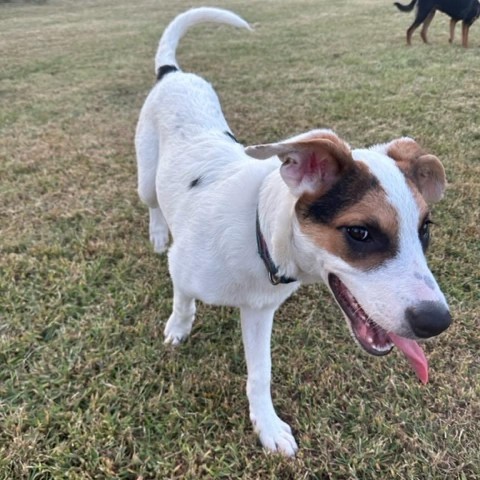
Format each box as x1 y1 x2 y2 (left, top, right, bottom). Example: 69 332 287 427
406 5 435 45
462 22 469 48
449 18 458 43
420 9 436 43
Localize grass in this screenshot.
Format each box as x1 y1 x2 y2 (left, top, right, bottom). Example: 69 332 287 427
0 0 479 478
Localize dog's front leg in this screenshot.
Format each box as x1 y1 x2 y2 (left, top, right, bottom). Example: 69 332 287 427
240 306 298 456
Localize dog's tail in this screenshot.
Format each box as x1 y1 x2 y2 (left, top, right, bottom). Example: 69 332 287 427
393 0 417 12
155 7 251 75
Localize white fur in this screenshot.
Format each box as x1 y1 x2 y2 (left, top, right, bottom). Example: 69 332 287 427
135 8 448 456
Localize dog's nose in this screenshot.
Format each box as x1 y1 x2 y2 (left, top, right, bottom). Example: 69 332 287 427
406 301 452 338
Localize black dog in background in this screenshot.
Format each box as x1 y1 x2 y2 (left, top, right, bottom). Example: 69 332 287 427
394 0 480 47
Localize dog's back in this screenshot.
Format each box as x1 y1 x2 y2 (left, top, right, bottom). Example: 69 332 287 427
135 9 252 239
141 72 232 155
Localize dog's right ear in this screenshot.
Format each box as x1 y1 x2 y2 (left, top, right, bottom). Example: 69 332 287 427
245 130 355 197
385 137 446 204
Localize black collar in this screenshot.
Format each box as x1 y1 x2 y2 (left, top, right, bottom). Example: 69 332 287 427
256 211 297 285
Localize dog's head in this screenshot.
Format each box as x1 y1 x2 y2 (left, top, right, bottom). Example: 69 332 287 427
246 130 451 383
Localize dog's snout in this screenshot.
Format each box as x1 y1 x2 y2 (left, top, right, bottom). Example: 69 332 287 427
406 301 452 338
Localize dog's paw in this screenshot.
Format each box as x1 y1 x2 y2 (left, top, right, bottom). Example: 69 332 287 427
163 314 193 346
252 413 298 456
148 209 169 253
150 229 169 254
164 330 188 346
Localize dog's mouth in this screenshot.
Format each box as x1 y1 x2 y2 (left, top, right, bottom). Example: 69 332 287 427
328 273 429 383
328 273 393 356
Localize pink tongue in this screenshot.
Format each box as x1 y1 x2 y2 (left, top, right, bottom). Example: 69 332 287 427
389 333 429 384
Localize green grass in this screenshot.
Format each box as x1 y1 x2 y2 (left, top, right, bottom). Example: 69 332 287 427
1 0 479 478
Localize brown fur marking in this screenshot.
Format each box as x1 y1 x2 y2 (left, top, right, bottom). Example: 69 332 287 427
298 172 400 271
387 139 446 203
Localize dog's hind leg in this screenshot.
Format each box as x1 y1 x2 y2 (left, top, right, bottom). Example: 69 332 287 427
406 6 433 45
406 21 420 45
420 9 435 43
164 285 196 345
449 18 458 43
136 115 170 253
240 306 298 456
462 22 469 48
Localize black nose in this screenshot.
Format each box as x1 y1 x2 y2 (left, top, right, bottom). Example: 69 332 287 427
406 301 452 338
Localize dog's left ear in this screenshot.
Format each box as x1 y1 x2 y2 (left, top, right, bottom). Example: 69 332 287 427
245 130 355 197
386 138 446 203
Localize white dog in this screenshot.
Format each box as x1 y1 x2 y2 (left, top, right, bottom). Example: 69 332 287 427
135 8 452 456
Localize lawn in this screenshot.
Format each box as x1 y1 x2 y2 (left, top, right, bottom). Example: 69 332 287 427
0 0 479 478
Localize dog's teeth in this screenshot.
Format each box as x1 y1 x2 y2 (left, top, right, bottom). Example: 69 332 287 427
373 343 393 352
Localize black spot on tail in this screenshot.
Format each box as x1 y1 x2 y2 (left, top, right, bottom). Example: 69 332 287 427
157 65 178 82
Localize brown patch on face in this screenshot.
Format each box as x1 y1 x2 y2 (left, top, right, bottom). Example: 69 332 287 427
298 180 400 271
296 161 377 223
387 139 446 203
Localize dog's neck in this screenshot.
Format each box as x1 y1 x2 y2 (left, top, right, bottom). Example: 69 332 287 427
256 211 297 285
258 170 302 283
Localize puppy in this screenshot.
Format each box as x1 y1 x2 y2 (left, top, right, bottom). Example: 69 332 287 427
394 0 480 47
135 7 452 456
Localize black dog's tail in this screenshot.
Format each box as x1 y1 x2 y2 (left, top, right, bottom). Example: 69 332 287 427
393 0 417 12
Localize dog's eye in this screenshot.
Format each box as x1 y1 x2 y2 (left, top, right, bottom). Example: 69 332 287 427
345 226 371 242
420 221 430 236
419 220 432 250
340 223 393 259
